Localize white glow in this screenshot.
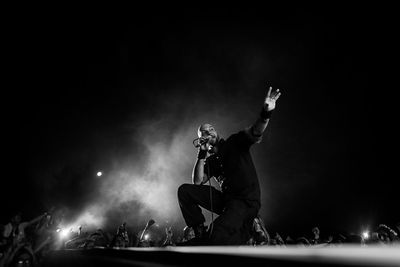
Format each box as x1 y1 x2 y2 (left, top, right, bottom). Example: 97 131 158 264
96 128 195 223
59 228 70 239
61 121 200 230
156 245 400 266
362 231 369 239
144 234 149 240
56 209 105 239
68 210 104 231
97 171 102 177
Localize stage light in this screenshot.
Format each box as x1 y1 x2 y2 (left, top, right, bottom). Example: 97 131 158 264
97 171 102 177
362 231 369 239
60 228 70 239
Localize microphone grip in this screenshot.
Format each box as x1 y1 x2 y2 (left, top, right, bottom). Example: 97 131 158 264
200 137 210 145
193 136 211 148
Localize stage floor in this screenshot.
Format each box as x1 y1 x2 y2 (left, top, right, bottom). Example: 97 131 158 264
43 244 400 267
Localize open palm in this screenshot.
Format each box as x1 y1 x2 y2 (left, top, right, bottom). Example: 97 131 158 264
264 86 281 111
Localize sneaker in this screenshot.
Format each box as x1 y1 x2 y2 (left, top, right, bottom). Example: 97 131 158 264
193 224 207 239
175 224 209 246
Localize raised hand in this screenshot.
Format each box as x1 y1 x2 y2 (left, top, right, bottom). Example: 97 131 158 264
199 136 212 151
264 86 281 111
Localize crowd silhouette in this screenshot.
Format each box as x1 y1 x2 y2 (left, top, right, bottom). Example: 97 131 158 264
1 208 399 267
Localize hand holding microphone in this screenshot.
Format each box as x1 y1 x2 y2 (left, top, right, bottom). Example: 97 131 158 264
193 136 212 149
194 136 212 159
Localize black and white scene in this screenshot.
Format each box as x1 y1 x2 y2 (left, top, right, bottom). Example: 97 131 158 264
1 5 399 267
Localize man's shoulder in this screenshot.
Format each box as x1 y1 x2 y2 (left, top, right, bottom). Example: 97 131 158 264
226 128 262 147
225 130 245 141
226 129 253 142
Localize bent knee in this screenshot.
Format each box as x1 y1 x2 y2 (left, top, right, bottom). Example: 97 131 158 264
177 183 193 198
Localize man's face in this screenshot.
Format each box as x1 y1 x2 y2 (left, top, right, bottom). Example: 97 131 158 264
198 123 218 146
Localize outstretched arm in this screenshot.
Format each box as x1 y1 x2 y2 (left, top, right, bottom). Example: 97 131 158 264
250 86 281 137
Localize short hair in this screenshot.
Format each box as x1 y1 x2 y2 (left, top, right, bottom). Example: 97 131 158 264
197 125 202 138
197 123 214 137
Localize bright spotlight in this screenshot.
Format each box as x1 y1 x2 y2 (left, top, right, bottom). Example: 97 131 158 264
362 231 369 239
59 228 70 239
97 171 102 177
144 234 149 240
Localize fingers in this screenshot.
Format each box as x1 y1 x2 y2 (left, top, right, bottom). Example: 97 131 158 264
200 136 211 142
266 86 272 98
266 85 282 100
273 89 281 101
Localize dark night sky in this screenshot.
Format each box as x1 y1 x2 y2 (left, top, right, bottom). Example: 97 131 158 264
2 6 398 238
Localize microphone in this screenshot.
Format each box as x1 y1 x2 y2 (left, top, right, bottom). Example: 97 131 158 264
193 136 212 148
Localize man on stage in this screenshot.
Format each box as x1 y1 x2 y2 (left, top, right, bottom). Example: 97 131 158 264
177 86 281 245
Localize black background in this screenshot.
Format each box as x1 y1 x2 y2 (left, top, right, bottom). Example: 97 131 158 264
2 5 398 238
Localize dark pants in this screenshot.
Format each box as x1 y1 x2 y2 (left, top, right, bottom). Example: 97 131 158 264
177 183 259 245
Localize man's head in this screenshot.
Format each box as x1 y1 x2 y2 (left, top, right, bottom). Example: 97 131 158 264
197 123 219 146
